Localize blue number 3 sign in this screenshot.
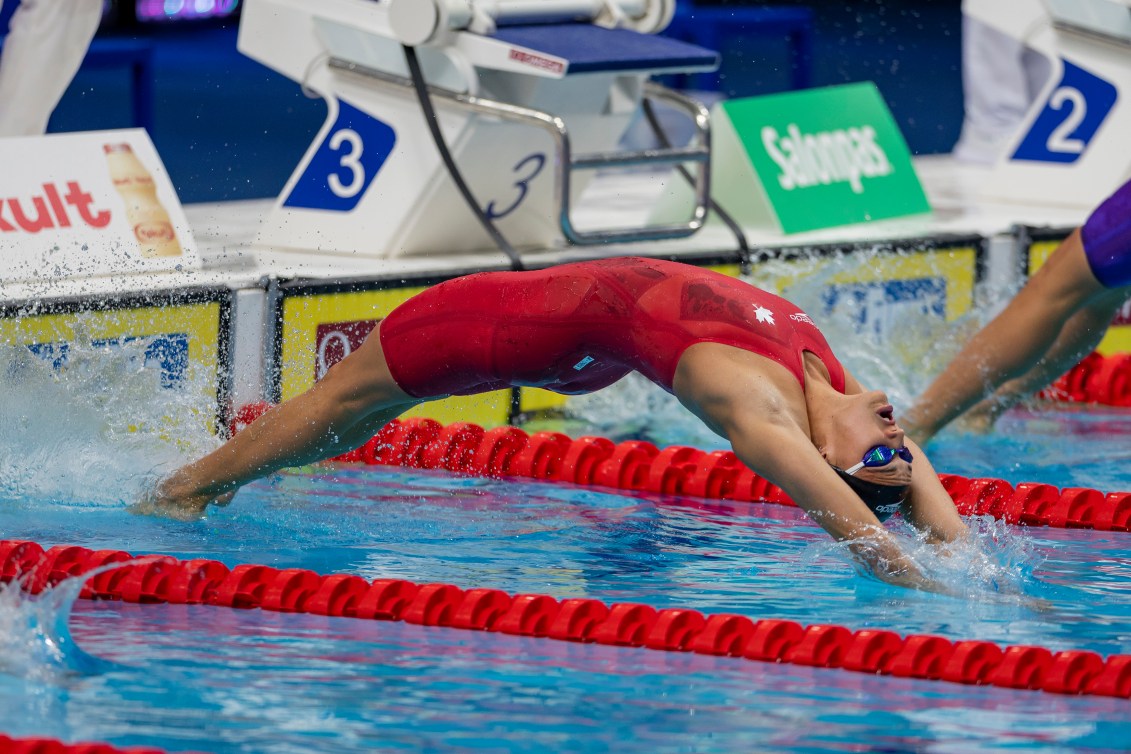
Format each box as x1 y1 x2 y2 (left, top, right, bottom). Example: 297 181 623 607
283 99 397 211
1012 59 1118 165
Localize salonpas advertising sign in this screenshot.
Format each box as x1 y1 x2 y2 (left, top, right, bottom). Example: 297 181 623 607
711 83 931 233
0 128 198 283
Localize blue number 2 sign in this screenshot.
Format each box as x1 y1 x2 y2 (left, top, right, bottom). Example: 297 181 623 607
1012 59 1117 165
283 99 396 211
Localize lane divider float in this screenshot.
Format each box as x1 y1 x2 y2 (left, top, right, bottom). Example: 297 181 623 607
2 538 1129 700
227 404 1131 533
0 733 203 754
1038 351 1131 407
11 393 1125 747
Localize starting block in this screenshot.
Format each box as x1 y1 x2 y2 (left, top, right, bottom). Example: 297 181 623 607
970 0 1131 209
237 0 720 262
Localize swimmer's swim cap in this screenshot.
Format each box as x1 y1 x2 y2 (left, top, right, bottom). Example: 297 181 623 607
832 466 909 522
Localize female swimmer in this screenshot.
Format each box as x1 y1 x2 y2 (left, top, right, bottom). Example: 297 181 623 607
140 257 967 590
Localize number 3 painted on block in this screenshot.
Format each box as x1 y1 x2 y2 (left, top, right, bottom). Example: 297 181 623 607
486 153 546 220
283 100 395 212
327 129 366 198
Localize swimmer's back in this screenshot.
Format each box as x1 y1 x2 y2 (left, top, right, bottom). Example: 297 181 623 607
378 257 844 398
378 264 635 397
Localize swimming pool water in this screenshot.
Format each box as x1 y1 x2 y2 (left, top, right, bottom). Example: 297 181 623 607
2 595 1128 754
2 446 1130 752
3 310 1131 752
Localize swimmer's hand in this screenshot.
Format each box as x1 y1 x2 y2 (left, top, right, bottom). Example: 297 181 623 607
951 405 998 436
848 534 959 596
1020 595 1056 613
129 481 235 521
981 573 1056 612
875 565 959 596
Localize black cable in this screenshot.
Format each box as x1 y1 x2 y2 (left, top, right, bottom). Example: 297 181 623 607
402 44 525 272
641 96 753 273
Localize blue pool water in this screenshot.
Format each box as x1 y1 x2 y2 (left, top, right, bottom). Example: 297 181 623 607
2 594 1129 753
1 450 1131 752
2 306 1131 751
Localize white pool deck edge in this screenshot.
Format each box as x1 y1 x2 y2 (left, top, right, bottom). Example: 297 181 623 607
0 154 1088 306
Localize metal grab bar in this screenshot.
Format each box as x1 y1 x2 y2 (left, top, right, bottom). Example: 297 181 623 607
328 57 710 246
562 81 710 245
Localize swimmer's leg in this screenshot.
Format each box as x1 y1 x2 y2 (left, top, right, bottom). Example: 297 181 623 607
137 325 424 519
905 230 1106 442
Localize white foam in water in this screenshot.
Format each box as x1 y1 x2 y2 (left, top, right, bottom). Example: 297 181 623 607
0 325 220 508
806 514 1044 604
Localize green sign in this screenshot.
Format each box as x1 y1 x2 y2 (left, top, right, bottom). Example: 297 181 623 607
712 82 931 233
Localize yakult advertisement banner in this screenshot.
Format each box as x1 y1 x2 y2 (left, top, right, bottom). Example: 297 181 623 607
0 128 197 283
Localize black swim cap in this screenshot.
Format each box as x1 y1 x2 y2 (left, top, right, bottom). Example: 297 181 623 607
832 466 909 522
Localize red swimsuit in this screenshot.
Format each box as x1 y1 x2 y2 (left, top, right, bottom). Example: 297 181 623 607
378 256 846 398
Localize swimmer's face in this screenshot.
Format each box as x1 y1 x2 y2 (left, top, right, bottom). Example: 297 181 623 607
824 390 913 486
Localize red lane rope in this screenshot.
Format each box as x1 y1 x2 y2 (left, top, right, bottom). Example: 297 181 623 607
1038 351 1131 407
2 539 1129 700
228 403 1131 533
0 733 204 754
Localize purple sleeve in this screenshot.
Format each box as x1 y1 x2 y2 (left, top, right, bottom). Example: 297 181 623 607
1081 177 1131 288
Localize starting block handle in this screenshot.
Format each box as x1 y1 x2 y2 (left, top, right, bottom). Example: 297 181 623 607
571 144 708 170
562 83 710 244
388 0 671 45
329 59 709 246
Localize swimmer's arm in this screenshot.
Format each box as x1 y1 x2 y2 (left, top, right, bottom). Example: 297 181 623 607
843 370 967 543
901 437 968 543
135 330 421 520
674 349 947 592
724 416 946 592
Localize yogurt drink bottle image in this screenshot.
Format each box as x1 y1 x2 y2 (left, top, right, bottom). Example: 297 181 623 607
104 143 182 257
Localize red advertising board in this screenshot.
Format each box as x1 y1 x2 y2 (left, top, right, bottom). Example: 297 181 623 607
314 319 378 380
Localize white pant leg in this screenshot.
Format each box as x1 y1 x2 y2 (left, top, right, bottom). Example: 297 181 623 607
953 14 1048 165
0 0 104 137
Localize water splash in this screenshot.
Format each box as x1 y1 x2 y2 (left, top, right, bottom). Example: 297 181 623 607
747 245 1000 407
807 514 1045 605
0 325 220 508
0 573 111 681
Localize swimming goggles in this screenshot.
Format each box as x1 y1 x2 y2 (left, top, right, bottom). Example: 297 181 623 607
843 445 913 476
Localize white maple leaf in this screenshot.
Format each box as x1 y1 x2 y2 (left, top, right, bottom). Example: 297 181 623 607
753 306 775 325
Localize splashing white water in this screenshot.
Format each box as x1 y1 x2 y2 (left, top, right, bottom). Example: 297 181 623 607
807 514 1044 603
0 325 220 508
0 574 108 681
